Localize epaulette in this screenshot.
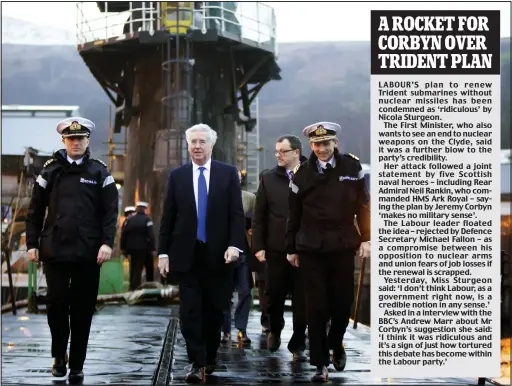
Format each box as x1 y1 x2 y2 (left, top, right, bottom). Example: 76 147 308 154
91 158 107 167
43 158 57 168
293 163 301 174
345 153 359 161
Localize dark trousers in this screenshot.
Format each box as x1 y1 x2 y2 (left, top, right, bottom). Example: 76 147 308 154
44 261 101 371
255 272 269 329
177 242 233 366
266 252 307 352
144 252 154 282
300 249 355 366
129 250 146 290
223 257 252 333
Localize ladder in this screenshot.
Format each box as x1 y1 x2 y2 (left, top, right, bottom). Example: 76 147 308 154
160 4 194 170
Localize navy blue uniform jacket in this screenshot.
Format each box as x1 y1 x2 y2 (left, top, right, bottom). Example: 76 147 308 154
158 160 246 273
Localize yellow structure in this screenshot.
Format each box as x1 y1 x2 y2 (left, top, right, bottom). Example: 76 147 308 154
161 2 194 33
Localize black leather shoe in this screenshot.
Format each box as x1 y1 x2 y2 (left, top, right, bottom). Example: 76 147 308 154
68 369 84 384
237 330 251 345
220 332 231 344
267 332 281 352
292 350 307 362
52 357 67 377
185 364 205 383
311 365 328 382
332 344 347 371
205 352 217 375
205 363 216 375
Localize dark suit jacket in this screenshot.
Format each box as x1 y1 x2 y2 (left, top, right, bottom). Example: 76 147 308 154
158 160 245 273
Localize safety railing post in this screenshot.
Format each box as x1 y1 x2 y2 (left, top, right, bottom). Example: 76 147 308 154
142 1 146 31
129 2 133 34
201 4 207 34
221 2 225 32
256 2 260 44
149 2 154 33
105 2 108 39
156 1 160 30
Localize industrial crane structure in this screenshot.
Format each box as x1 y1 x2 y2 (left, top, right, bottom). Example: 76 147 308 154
76 1 280 233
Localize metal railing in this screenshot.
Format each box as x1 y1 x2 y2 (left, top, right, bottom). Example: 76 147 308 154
199 2 276 52
76 2 277 54
76 2 162 46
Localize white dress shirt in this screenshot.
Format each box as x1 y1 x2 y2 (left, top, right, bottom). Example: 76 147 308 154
67 155 84 165
159 158 242 259
317 156 335 170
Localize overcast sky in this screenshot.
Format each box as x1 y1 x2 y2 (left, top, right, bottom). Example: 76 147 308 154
2 1 510 42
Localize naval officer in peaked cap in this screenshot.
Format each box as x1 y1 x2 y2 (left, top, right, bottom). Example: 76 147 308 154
120 206 136 256
285 121 371 382
124 206 137 219
25 117 119 382
57 117 95 138
121 200 157 289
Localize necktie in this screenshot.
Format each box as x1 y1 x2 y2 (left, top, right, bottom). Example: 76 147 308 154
72 162 78 167
197 167 208 242
287 170 294 180
323 163 332 173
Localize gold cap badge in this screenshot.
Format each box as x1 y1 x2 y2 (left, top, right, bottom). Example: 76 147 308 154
314 125 327 136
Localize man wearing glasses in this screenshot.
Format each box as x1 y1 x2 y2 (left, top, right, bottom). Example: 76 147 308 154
252 135 308 361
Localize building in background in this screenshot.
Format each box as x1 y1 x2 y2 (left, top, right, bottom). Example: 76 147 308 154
2 105 80 156
1 105 81 213
1 105 80 300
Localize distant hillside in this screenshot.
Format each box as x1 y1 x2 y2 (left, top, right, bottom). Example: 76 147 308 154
1 29 510 164
258 41 372 160
1 44 111 158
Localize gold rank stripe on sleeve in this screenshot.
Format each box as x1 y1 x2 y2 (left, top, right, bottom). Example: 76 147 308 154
43 159 57 168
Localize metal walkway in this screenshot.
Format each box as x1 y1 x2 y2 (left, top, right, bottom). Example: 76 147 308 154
0 305 495 385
